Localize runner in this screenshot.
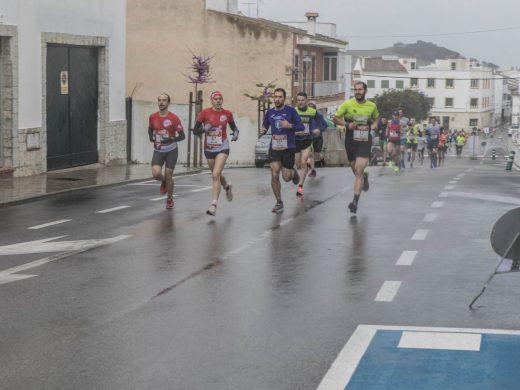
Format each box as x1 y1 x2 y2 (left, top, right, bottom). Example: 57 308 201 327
406 118 419 168
307 100 328 177
386 111 402 173
437 128 448 166
426 118 441 168
193 91 239 216
294 92 318 196
333 81 379 214
260 88 304 213
398 109 409 169
377 116 388 166
417 130 426 165
456 132 466 157
148 93 185 210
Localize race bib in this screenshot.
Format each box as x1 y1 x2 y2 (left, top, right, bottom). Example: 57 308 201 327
353 115 368 125
389 130 399 139
431 134 438 139
272 134 288 150
207 129 223 147
353 125 369 141
408 133 416 140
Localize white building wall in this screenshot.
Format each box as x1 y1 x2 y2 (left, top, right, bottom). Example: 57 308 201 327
512 95 520 125
8 0 126 128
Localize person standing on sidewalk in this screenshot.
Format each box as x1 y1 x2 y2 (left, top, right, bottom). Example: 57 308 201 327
377 116 388 166
333 81 379 214
193 91 239 216
148 93 185 210
260 88 304 213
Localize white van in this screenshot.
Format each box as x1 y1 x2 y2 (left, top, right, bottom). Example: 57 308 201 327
508 124 519 136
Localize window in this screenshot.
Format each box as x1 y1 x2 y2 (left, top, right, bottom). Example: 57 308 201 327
470 98 479 108
445 79 454 88
451 62 456 70
367 80 375 88
396 80 404 89
445 98 454 107
410 78 418 87
381 80 389 89
471 79 479 89
427 78 435 88
483 79 491 89
427 97 435 108
411 62 416 70
323 55 337 81
470 119 478 127
294 54 299 82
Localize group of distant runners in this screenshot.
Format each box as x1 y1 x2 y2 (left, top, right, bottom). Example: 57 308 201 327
147 81 466 216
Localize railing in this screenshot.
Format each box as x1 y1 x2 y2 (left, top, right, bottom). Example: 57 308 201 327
311 81 345 97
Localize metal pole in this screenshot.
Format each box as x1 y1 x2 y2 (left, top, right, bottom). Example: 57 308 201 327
193 86 199 167
187 92 193 168
197 90 203 167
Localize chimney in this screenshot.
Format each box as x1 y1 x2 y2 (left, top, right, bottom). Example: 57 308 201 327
305 12 319 36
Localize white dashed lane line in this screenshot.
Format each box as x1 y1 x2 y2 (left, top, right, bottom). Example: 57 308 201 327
444 185 455 190
374 281 402 302
412 229 428 240
423 213 438 222
28 219 71 230
431 201 444 208
396 251 418 266
96 206 131 214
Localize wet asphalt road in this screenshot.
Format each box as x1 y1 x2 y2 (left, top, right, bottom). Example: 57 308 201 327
1 132 520 389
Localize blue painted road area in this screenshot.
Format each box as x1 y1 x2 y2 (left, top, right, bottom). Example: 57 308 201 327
317 325 520 390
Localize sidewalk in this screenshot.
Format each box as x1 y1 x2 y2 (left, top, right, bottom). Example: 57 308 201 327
0 163 203 208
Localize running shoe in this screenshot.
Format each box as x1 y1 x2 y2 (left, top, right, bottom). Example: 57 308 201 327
292 168 300 185
160 179 167 194
225 184 233 202
166 197 174 210
394 167 399 174
362 171 369 192
296 184 304 197
206 203 217 216
309 169 317 177
272 201 284 213
348 201 357 214
388 161 394 168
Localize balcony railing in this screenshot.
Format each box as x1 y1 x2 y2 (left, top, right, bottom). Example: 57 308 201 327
312 81 345 97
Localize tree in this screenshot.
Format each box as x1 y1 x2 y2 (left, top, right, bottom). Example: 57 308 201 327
372 89 432 121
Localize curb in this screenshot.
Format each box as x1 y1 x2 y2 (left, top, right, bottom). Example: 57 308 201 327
0 169 205 209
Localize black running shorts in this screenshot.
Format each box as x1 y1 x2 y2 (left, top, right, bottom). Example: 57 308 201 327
152 148 178 169
344 133 371 162
269 148 296 169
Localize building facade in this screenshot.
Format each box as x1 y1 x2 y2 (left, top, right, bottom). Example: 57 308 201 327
355 57 498 130
0 0 127 178
126 1 347 165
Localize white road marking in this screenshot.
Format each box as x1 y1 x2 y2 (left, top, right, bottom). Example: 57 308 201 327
431 201 444 208
0 235 130 285
396 251 417 266
444 185 455 190
398 331 481 352
456 173 466 178
412 229 428 240
317 325 520 390
28 219 71 230
423 213 438 222
439 192 520 205
96 205 131 214
189 186 212 193
128 172 210 186
150 195 179 201
279 218 294 227
448 181 457 184
374 281 401 302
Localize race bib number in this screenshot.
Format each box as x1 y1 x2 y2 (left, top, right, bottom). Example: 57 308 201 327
408 133 416 140
353 125 369 141
389 130 399 139
272 134 288 150
207 129 223 147
431 134 438 139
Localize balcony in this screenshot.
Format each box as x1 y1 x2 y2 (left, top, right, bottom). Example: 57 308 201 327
300 81 345 97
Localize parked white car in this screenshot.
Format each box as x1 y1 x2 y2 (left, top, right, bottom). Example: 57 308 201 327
508 124 519 136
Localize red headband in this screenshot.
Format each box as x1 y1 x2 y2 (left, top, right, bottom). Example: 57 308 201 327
211 91 223 99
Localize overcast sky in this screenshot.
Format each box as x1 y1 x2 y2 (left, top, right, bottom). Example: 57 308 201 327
238 0 520 70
